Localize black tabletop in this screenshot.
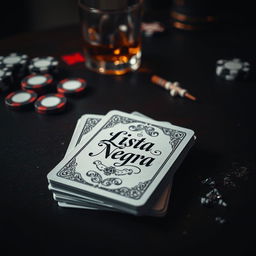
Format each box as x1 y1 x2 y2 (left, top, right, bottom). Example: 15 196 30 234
1 22 256 256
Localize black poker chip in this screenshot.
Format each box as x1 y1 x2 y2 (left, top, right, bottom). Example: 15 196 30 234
0 53 29 80
5 90 37 110
0 66 12 92
21 73 53 94
57 78 87 95
34 93 67 114
29 56 59 74
216 58 250 81
0 53 28 70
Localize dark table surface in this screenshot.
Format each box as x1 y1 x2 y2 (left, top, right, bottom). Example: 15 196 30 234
1 20 256 256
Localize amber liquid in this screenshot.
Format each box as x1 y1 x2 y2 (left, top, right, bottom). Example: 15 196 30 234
83 40 142 75
83 43 141 75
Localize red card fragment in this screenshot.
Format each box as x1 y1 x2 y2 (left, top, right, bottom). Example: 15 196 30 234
61 52 85 65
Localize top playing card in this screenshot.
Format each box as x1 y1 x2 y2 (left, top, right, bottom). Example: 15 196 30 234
47 110 195 212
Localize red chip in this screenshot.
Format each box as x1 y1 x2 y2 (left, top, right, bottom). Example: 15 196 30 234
34 93 67 114
5 90 37 110
57 78 87 95
21 73 53 93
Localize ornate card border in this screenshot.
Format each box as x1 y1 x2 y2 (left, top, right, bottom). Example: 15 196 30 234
57 115 186 200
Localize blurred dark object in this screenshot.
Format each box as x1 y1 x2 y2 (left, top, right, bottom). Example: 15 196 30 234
216 0 256 26
0 1 30 39
1 0 256 40
144 0 256 30
0 0 79 40
170 0 217 30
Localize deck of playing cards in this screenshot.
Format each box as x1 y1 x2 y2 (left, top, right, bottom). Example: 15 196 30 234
47 110 196 216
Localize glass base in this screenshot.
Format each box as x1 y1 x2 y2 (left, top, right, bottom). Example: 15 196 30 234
85 51 142 75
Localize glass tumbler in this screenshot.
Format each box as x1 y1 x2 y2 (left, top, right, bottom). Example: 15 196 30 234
78 0 143 75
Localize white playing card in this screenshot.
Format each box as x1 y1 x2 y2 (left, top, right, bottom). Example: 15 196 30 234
65 114 102 157
47 110 195 215
53 182 172 216
55 111 174 215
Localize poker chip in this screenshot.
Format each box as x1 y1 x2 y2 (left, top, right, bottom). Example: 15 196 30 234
57 78 87 95
216 58 250 81
34 93 67 114
29 56 59 74
0 53 28 69
0 66 12 92
21 73 53 94
0 53 29 80
5 90 37 109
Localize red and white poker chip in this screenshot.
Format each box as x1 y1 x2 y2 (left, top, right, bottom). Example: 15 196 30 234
34 93 67 114
57 78 87 95
5 90 37 109
21 73 53 92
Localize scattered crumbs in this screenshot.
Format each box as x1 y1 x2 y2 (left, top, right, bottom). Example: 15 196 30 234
200 197 212 207
60 142 65 146
233 166 249 179
199 163 251 224
200 187 227 208
223 164 250 188
218 199 227 207
201 177 215 187
215 216 226 224
223 176 236 188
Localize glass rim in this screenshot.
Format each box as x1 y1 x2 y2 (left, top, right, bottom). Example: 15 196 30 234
78 0 143 14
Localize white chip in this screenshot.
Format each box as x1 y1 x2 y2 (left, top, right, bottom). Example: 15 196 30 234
12 92 31 103
34 59 51 68
41 96 61 107
27 75 47 85
3 56 21 65
224 61 242 70
63 80 82 90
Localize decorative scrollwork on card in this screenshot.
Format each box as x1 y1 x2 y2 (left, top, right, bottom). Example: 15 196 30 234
102 115 138 130
56 114 188 201
102 180 151 200
159 127 186 148
57 158 151 200
57 157 86 183
76 117 101 146
86 170 122 187
93 160 141 176
128 124 159 137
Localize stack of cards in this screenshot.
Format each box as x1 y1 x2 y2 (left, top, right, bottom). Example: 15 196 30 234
47 110 195 216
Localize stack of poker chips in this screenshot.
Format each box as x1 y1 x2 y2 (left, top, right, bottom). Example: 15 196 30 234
0 53 28 91
0 65 13 92
1 52 88 114
0 53 59 91
0 53 29 81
